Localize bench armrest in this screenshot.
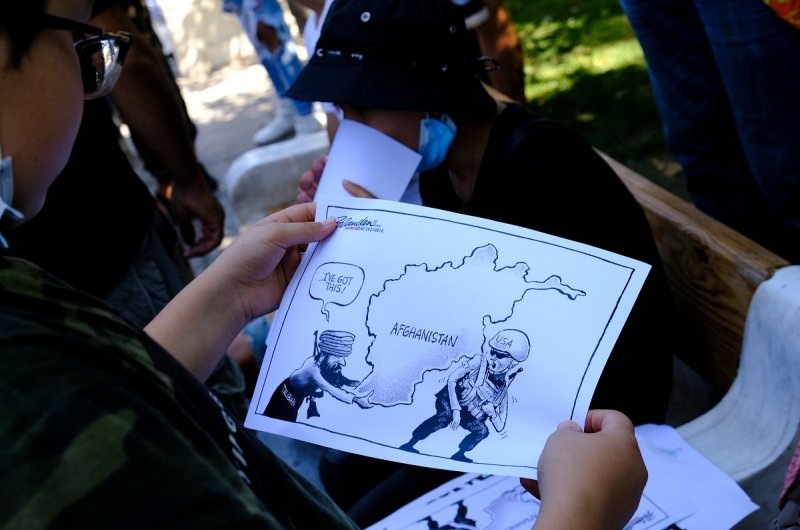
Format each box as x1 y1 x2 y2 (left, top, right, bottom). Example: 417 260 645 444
678 265 800 481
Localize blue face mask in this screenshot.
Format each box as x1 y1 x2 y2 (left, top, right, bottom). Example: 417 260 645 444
417 114 457 172
0 153 25 249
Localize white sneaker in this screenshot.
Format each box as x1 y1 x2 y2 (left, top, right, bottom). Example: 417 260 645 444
294 111 325 136
253 98 296 146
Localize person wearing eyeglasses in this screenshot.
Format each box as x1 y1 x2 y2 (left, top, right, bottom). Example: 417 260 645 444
6 2 225 298
0 2 645 528
4 0 255 415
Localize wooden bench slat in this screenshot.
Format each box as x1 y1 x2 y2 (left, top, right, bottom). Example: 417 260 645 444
600 152 789 394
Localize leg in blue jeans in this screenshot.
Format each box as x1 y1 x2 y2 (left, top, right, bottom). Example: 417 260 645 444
258 51 311 115
230 0 312 116
620 0 800 261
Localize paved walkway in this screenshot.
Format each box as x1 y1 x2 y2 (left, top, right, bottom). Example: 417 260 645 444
175 59 790 529
181 62 277 191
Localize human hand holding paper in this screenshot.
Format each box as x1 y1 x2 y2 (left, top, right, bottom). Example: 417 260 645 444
295 154 382 203
364 424 758 530
313 119 422 201
296 155 326 204
246 197 651 479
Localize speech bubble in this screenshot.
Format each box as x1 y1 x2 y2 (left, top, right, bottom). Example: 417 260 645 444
309 262 365 321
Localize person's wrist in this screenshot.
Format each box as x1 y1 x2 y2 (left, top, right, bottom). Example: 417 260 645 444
170 164 207 188
200 259 252 332
534 493 595 529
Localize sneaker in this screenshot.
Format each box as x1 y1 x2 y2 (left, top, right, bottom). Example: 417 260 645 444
253 97 296 146
293 112 325 136
253 113 295 146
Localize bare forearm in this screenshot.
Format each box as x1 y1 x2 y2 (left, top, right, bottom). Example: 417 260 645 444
144 267 247 382
145 205 336 382
92 6 202 186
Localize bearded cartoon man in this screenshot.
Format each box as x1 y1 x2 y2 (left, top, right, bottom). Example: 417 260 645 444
265 330 373 421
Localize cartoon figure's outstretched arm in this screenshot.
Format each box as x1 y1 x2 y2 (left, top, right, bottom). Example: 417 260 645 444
340 375 361 388
310 367 373 408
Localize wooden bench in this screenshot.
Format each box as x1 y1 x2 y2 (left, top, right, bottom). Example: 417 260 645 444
602 152 800 482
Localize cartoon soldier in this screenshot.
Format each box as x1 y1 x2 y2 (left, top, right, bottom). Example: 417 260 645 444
265 330 372 421
399 329 530 462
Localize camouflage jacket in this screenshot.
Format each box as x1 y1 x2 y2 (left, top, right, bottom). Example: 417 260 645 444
0 256 358 529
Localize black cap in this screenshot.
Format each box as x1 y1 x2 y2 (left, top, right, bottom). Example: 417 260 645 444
287 0 496 121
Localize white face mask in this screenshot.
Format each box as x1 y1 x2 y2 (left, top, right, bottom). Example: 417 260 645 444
0 144 25 249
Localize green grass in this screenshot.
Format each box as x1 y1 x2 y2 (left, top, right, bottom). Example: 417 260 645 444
505 0 687 197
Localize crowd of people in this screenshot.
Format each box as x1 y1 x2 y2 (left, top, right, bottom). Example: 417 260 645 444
0 0 797 528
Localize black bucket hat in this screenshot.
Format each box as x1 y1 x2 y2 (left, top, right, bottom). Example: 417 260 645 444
286 0 497 121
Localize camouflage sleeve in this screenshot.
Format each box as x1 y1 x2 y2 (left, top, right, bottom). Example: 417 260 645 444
0 384 277 527
0 259 357 529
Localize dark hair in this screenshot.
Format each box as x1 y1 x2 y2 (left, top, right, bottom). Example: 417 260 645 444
0 1 48 67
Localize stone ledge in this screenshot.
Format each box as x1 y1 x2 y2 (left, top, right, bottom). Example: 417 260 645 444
223 131 330 227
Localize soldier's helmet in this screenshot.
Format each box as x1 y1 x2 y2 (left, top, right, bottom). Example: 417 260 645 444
488 329 530 362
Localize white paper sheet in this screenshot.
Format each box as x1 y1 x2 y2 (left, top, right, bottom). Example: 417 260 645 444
245 197 651 479
314 119 422 200
364 425 758 530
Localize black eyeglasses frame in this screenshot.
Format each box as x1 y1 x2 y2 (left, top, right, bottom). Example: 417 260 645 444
40 13 132 48
39 13 132 98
